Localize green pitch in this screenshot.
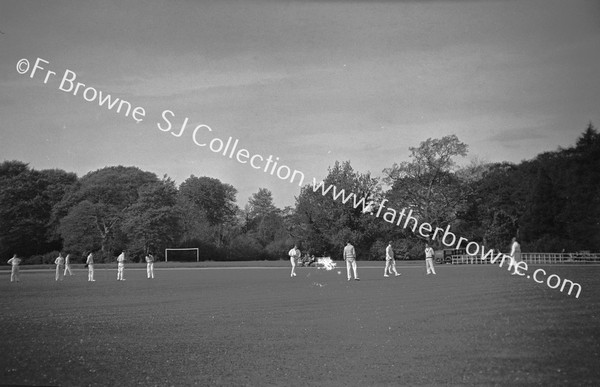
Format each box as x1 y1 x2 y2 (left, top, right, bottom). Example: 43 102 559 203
1 264 599 386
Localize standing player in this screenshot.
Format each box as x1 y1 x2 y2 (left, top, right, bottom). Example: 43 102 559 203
55 253 65 281
7 254 21 282
425 243 436 275
344 241 359 281
288 245 301 277
510 237 521 275
86 252 95 281
63 254 73 276
145 253 155 279
384 241 401 277
116 251 126 281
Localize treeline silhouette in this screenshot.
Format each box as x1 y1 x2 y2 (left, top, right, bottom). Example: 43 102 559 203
1 124 598 263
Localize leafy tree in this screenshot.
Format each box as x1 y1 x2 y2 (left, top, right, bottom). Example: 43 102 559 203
121 177 182 260
178 175 238 249
294 161 382 258
457 162 527 250
547 124 600 250
383 135 469 227
58 200 107 255
0 161 76 258
246 188 278 219
244 188 286 249
459 123 600 252
55 166 158 257
176 196 212 242
520 167 562 242
227 234 265 261
179 176 237 226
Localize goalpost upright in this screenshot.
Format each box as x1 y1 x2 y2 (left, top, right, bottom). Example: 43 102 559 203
164 248 200 262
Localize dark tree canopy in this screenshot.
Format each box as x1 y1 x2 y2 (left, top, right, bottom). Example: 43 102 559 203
179 176 237 226
460 123 600 252
2 123 598 262
56 166 159 257
0 161 76 258
383 135 469 226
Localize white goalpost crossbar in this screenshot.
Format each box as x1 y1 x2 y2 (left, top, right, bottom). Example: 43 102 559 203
164 248 200 262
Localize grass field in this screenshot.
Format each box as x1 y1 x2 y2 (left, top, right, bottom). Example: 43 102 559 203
1 262 599 386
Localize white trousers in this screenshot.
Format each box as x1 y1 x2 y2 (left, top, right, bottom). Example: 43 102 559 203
55 265 63 281
64 264 73 276
147 263 154 278
384 259 399 275
346 259 358 279
425 258 436 274
88 265 94 281
11 267 19 282
117 264 125 280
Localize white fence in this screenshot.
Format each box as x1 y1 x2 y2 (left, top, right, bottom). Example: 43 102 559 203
450 252 600 265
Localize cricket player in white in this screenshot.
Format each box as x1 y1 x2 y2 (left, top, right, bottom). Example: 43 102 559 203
384 241 400 277
116 251 126 281
63 254 73 276
288 245 300 277
145 253 154 279
510 237 521 275
343 241 359 281
86 252 95 281
425 243 436 275
55 253 65 281
7 254 21 282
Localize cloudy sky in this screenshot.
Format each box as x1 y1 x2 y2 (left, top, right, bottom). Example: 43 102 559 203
1 0 599 207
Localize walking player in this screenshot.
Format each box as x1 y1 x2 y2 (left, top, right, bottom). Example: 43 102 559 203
116 251 126 281
425 243 436 275
384 241 401 277
63 254 73 276
55 253 65 281
86 252 95 281
288 245 301 277
344 241 359 281
145 253 155 279
7 254 21 282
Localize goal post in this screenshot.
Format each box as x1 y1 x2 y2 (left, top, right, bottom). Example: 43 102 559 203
164 248 200 262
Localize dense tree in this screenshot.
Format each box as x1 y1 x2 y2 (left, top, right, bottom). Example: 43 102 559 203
2 123 598 262
244 188 285 248
55 166 158 258
460 123 600 252
530 124 600 251
0 161 76 258
121 177 182 260
246 188 278 219
458 162 525 250
58 200 108 255
520 167 562 242
575 122 600 149
227 234 265 261
179 176 237 226
294 161 383 258
178 175 238 249
383 135 469 227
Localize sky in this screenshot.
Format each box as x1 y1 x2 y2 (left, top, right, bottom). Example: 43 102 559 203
1 0 599 208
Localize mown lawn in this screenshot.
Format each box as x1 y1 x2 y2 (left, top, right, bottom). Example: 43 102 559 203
1 263 599 386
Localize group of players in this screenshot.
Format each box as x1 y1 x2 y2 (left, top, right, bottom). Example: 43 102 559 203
287 238 522 279
6 251 156 283
7 238 521 283
288 240 433 280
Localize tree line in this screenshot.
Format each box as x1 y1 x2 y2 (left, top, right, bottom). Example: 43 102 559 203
1 124 598 263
